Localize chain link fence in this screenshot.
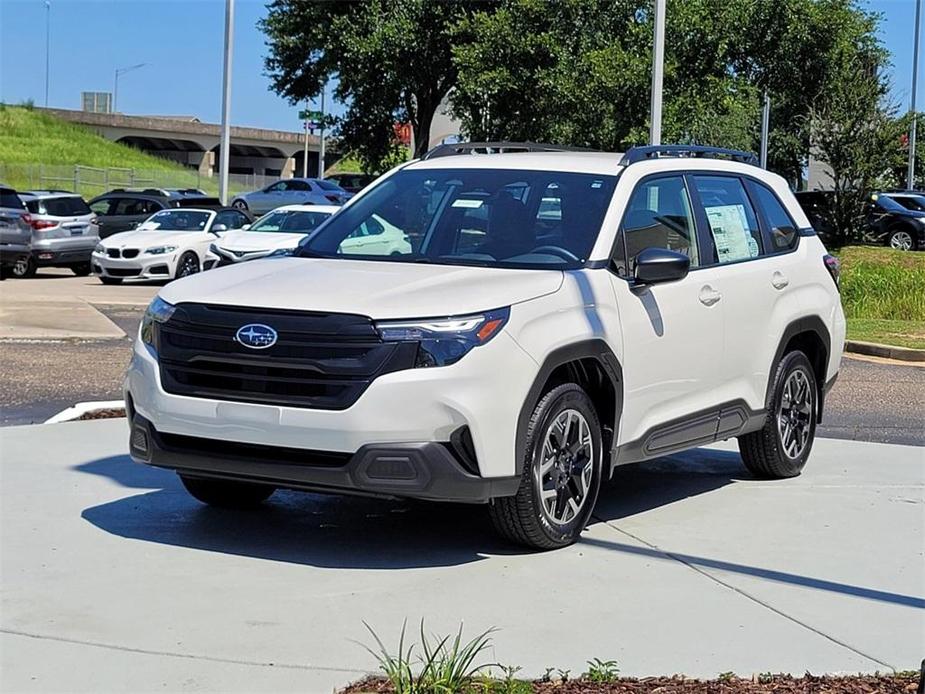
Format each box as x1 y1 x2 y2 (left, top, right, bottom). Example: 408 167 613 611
0 163 275 200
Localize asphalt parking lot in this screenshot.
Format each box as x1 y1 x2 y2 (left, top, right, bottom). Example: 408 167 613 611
1 269 923 446
0 419 921 692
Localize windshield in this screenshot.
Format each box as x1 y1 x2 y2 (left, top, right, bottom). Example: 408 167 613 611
142 210 211 231
300 168 617 269
250 209 334 233
889 194 925 211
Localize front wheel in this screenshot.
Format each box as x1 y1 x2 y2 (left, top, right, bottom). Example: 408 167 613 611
71 262 92 276
489 383 603 550
738 350 817 479
175 251 200 279
180 475 275 508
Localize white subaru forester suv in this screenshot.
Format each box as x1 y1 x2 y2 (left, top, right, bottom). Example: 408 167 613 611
125 143 845 550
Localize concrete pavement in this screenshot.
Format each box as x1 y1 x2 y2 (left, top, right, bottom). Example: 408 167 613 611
1 419 922 692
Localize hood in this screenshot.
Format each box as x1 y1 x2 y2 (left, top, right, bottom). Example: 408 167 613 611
101 229 202 248
159 257 563 319
215 230 306 252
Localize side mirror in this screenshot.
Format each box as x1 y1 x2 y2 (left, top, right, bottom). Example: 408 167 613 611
211 224 227 233
634 247 690 285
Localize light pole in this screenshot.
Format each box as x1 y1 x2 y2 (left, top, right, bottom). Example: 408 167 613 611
318 81 326 179
218 0 234 205
908 0 922 190
113 63 147 113
759 91 770 169
649 0 666 145
44 0 50 108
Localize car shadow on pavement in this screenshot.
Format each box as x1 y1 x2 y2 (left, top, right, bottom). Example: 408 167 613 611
76 447 745 570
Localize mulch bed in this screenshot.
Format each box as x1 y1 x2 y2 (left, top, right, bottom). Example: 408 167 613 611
76 408 126 421
342 673 920 693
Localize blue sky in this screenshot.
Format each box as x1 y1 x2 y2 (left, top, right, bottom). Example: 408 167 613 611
0 0 920 134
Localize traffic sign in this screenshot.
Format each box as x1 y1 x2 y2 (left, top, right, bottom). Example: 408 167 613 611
299 109 324 121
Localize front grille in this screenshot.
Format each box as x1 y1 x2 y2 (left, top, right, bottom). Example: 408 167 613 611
156 303 418 409
107 248 120 258
122 249 139 259
107 267 141 277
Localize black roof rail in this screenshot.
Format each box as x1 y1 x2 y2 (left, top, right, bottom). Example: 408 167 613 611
421 141 592 160
620 144 759 166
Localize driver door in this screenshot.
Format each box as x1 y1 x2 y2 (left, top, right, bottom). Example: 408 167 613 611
609 173 725 451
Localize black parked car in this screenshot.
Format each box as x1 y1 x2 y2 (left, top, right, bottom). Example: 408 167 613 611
794 190 925 251
326 172 376 194
88 188 221 238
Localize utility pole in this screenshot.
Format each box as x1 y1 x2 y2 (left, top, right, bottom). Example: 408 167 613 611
908 0 922 190
113 63 147 113
218 0 234 205
302 103 309 177
649 0 666 145
318 82 326 179
760 91 770 169
44 1 50 108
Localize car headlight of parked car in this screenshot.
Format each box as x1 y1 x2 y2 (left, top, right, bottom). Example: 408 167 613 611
140 296 176 356
94 243 106 254
144 245 177 255
268 248 294 257
374 307 509 367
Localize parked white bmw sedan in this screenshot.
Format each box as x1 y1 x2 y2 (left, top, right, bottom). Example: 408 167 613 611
92 207 250 284
205 204 339 268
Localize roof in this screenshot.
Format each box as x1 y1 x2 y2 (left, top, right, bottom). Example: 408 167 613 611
264 204 341 214
19 190 82 199
405 151 627 176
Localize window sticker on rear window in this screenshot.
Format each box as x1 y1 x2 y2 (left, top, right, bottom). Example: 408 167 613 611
705 204 760 262
451 198 484 208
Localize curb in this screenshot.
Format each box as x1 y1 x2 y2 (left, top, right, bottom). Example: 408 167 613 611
45 400 126 424
845 340 925 363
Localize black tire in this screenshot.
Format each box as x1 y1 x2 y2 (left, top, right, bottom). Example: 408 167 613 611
887 226 917 251
179 475 275 508
738 350 817 479
11 256 36 278
71 262 92 276
232 199 249 211
100 276 123 285
489 383 603 550
175 251 200 279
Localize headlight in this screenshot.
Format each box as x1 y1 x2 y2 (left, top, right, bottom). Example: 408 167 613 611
144 245 177 255
139 296 176 356
268 248 293 257
209 243 221 255
375 307 509 367
94 243 106 254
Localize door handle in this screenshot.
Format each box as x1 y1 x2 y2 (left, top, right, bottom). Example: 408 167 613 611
772 271 790 290
699 285 722 306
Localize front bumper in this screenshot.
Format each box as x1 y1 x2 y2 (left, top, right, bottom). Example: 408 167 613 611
92 251 174 280
128 411 519 502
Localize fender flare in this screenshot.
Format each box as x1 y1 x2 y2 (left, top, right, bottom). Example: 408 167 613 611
766 316 831 415
514 339 623 471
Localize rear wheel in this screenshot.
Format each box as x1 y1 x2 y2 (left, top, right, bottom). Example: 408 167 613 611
71 262 91 276
232 199 249 211
738 350 817 479
489 383 602 550
888 227 916 251
99 276 123 285
11 256 36 278
175 251 200 279
180 475 275 508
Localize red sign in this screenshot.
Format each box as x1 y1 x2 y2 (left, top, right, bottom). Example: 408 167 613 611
393 122 412 146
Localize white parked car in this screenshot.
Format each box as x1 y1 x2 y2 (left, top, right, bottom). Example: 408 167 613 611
92 207 250 284
125 143 845 550
206 204 339 268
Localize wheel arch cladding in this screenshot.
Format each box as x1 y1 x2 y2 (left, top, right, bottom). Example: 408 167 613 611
515 340 623 472
768 317 830 421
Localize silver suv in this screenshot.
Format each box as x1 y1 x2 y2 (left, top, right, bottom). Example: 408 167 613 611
16 191 99 277
0 185 31 278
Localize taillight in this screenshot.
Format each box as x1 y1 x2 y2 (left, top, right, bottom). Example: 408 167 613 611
324 194 340 203
30 218 57 231
20 213 31 226
823 254 840 287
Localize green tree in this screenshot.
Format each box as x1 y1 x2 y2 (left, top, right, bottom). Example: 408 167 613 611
261 0 494 173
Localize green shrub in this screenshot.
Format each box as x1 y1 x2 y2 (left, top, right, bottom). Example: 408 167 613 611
837 247 925 321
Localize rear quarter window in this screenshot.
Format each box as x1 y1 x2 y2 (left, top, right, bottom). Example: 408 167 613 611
1 189 25 209
750 183 798 251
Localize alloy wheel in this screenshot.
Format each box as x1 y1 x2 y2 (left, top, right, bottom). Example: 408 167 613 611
536 409 594 525
889 230 914 251
177 255 200 278
776 368 814 459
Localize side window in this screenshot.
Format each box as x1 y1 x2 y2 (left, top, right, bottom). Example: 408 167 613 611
267 181 286 192
112 198 146 215
288 180 311 192
692 176 762 264
90 199 113 215
142 200 163 214
750 183 798 251
619 175 699 273
360 217 385 236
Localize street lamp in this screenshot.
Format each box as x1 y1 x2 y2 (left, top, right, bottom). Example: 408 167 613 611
649 0 666 145
113 63 147 113
44 0 50 108
908 0 922 190
218 0 234 205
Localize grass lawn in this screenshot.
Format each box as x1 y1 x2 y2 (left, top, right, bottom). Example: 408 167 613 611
836 246 925 350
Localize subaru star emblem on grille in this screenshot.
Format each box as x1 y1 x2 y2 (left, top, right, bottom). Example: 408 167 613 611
235 323 278 349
